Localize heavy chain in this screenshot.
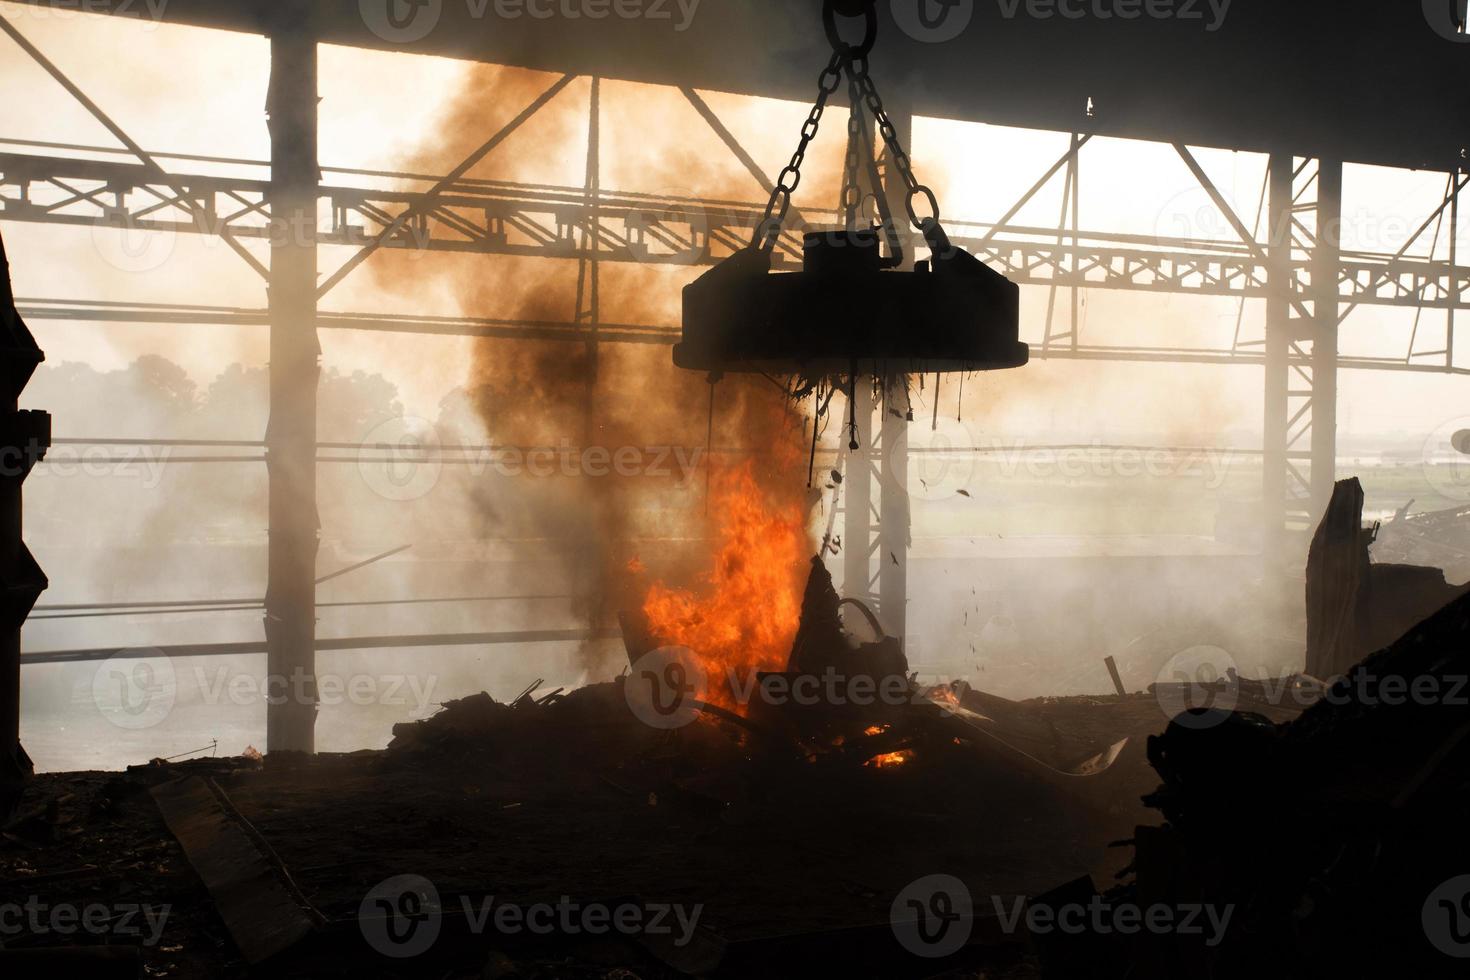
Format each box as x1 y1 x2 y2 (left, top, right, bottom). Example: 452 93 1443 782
753 0 947 253
752 50 845 252
847 53 941 233
840 74 865 230
848 67 906 267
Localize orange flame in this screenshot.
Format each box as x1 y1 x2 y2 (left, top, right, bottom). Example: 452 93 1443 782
867 750 914 768
641 461 808 708
927 685 961 707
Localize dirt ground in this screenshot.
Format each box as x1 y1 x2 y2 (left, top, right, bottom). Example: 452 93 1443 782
0 688 1303 978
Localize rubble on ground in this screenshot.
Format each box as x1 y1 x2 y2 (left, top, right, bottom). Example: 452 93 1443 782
1372 498 1470 583
1306 477 1470 678
18 523 1468 976
1065 496 1470 980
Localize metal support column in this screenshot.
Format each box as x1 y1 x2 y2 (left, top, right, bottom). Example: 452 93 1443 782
879 381 911 644
877 108 914 646
1262 152 1292 568
264 22 320 754
576 77 601 439
1263 153 1341 569
1451 173 1460 368
843 379 876 605
1311 159 1342 518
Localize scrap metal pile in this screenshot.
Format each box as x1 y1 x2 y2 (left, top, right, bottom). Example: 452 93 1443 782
1098 587 1470 980
390 556 1131 795
1306 478 1470 679
8 523 1469 976
1372 499 1470 584
379 525 1470 978
1009 479 1470 979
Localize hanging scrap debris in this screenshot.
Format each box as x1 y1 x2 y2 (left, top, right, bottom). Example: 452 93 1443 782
674 0 1027 382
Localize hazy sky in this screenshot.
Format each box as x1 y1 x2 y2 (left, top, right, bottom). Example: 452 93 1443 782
8 1 1470 773
1 0 1466 444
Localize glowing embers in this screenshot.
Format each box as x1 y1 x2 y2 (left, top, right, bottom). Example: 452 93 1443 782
675 230 1028 377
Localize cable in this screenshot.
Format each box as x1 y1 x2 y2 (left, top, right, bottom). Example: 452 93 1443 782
33 593 576 616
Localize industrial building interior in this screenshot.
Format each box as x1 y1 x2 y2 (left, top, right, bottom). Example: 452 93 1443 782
1 0 1470 976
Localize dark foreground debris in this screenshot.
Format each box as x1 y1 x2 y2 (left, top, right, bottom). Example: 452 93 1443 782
10 532 1469 977
1055 521 1470 980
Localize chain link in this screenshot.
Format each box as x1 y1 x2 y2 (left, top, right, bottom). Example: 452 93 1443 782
753 0 945 252
840 71 866 230
848 55 941 232
752 50 846 252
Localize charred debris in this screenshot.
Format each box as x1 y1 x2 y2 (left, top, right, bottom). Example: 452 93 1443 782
5 483 1470 977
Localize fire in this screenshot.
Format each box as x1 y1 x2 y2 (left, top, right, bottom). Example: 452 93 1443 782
866 750 914 768
641 461 809 708
927 685 961 707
